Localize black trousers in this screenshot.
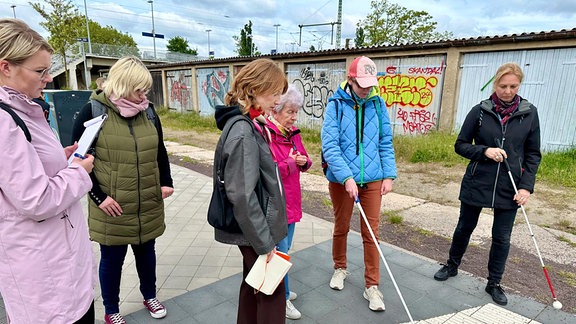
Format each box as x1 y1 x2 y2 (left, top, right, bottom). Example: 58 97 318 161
237 246 286 324
73 301 94 324
447 202 517 284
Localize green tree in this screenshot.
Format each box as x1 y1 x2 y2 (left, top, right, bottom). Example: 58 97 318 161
30 0 83 88
233 21 260 56
167 36 198 55
355 26 366 47
359 0 453 45
77 19 140 57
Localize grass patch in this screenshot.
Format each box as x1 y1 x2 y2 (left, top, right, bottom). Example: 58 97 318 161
536 149 576 188
557 236 576 248
321 198 332 207
558 270 576 287
157 107 217 132
382 210 403 224
416 228 433 237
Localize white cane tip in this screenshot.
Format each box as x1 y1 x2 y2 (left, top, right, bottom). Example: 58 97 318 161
552 300 562 310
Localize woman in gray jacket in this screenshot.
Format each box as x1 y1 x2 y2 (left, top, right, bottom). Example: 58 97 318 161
211 58 288 324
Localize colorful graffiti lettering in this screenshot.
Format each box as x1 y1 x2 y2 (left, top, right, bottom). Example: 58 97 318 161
168 71 191 109
380 75 438 108
396 107 437 134
407 66 444 75
202 69 230 109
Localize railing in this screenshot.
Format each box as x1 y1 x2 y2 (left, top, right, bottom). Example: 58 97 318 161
50 42 202 76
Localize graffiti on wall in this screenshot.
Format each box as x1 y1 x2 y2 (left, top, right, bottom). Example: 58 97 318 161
167 70 192 111
201 69 230 110
291 66 335 119
381 61 444 135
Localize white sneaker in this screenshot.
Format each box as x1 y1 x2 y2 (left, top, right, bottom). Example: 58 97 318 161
286 300 302 320
363 286 385 311
289 291 298 301
329 268 350 290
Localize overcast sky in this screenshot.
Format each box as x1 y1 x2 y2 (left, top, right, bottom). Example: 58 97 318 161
1 0 576 58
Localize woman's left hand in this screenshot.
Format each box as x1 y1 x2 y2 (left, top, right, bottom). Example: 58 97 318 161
514 189 531 206
161 186 174 199
64 142 79 159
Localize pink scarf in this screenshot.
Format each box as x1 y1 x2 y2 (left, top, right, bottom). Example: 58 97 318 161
109 94 150 118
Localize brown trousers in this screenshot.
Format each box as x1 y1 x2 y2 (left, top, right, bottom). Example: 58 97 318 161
329 180 383 287
237 246 286 324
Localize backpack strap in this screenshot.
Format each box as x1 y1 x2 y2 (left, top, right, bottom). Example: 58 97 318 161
0 102 31 142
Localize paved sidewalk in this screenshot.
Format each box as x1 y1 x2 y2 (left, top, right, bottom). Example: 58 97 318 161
1 163 573 323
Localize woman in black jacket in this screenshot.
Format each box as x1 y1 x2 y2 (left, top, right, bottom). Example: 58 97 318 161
210 58 288 324
433 62 541 306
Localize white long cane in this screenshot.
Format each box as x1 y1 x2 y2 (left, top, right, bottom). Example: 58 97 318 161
355 197 415 323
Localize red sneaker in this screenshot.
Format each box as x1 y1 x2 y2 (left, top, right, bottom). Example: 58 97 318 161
104 313 126 324
143 297 167 319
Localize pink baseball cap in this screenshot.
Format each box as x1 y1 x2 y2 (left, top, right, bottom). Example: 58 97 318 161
348 56 378 88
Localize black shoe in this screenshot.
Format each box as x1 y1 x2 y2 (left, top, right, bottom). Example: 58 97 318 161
434 264 458 281
485 283 508 305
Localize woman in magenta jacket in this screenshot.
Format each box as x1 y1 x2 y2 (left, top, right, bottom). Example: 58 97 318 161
265 84 312 320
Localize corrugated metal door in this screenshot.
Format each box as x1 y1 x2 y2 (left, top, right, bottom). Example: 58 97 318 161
456 48 576 151
166 69 193 113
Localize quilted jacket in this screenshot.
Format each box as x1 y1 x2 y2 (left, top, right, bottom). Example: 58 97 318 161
321 81 397 185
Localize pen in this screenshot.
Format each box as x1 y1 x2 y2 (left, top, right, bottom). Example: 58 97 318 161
74 153 86 160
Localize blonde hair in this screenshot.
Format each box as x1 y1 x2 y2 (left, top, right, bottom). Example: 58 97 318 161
0 18 53 64
225 58 288 114
104 56 152 99
492 62 524 92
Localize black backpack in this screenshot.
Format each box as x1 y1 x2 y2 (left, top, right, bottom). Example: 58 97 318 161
0 102 31 142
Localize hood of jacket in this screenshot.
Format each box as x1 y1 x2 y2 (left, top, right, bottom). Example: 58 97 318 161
215 105 243 130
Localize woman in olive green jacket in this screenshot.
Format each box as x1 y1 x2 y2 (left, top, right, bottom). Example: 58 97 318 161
72 56 173 324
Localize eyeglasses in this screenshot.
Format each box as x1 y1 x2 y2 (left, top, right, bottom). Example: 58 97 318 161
18 64 52 80
137 88 151 96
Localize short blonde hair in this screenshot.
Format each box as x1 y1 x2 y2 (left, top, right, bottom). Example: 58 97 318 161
104 56 152 99
225 58 288 114
0 18 53 64
492 62 524 92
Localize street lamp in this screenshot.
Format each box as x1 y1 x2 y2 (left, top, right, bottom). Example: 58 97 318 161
274 24 280 53
206 29 212 58
147 0 156 59
83 0 92 53
10 5 16 18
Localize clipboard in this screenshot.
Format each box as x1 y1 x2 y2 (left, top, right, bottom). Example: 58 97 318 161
67 114 107 165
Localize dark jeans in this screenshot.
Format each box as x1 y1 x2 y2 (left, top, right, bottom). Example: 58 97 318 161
99 239 158 314
73 301 94 324
237 246 286 324
447 202 517 284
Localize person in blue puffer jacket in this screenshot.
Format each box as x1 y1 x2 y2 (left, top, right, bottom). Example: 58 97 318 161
321 56 397 312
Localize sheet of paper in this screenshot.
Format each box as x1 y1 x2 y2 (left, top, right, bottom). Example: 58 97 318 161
67 114 107 165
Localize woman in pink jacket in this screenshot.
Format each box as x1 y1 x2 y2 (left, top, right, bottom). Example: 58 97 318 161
265 84 312 320
0 19 96 323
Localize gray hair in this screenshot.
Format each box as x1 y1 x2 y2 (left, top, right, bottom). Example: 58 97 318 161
274 84 303 112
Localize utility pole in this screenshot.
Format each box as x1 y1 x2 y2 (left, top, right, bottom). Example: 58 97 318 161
206 29 212 57
83 0 92 53
274 24 281 53
10 5 16 18
148 0 156 59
